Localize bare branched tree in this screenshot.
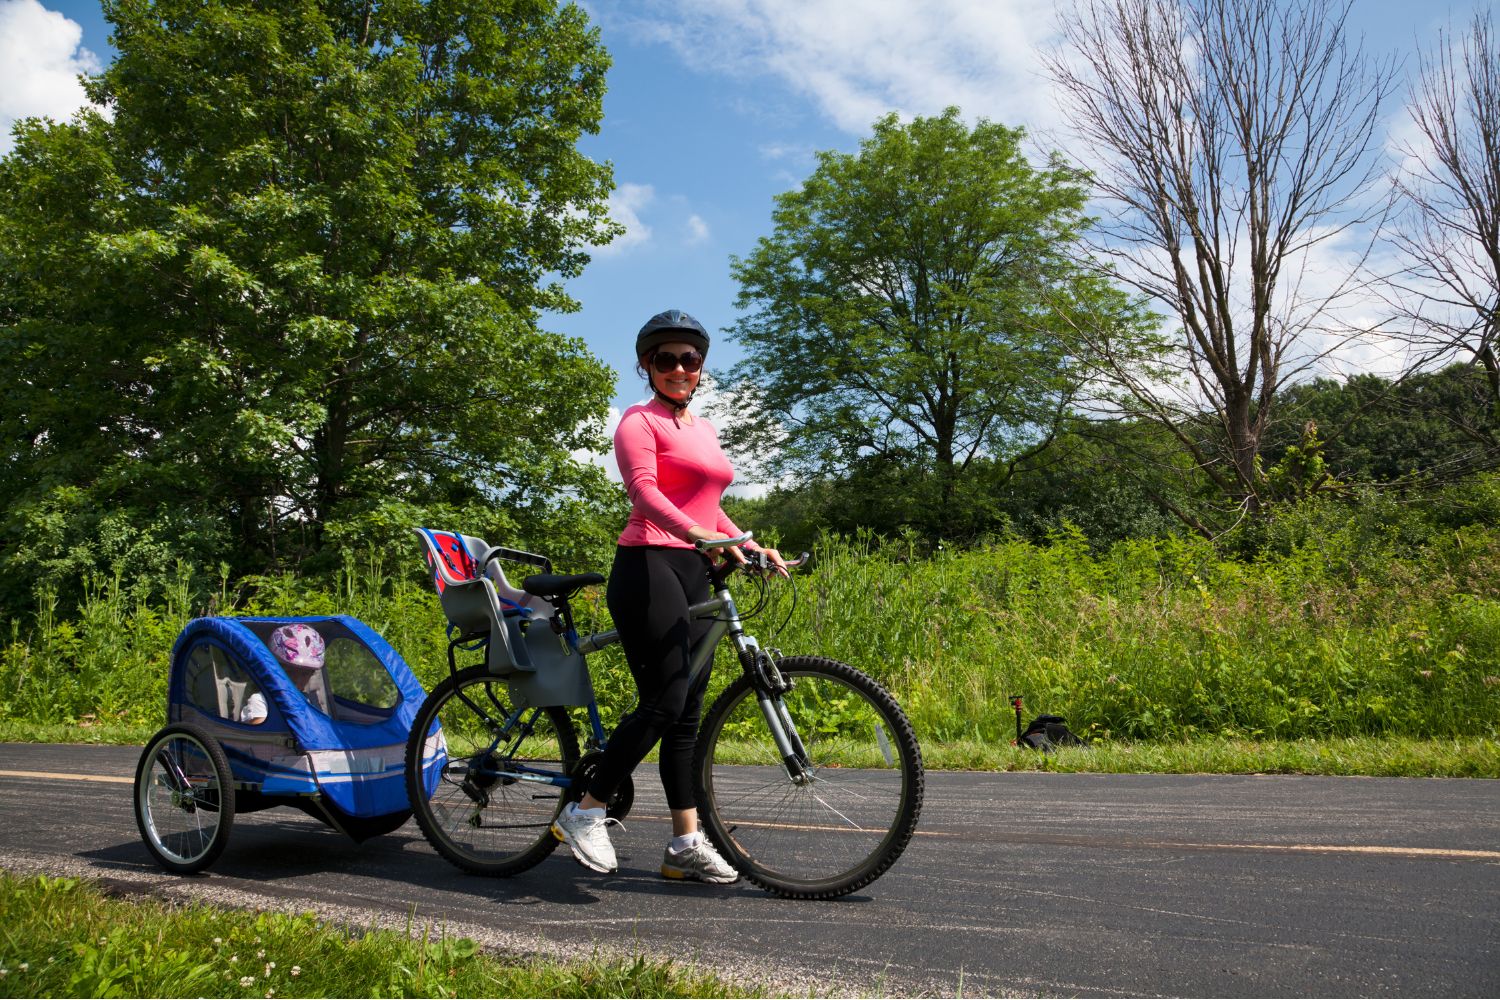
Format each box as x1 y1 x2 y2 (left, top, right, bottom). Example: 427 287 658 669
1390 10 1500 412
1045 0 1397 521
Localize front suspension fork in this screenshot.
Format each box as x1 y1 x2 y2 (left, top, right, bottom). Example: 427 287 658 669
742 647 812 783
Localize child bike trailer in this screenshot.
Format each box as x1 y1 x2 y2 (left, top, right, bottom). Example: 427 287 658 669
133 615 438 874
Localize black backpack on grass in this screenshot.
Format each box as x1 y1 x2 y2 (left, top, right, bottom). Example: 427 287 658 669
1018 714 1084 751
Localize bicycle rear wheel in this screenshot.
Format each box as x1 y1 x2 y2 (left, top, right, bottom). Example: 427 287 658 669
134 724 236 874
405 666 580 876
694 655 923 899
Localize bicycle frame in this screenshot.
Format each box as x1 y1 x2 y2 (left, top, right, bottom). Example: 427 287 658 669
468 565 812 796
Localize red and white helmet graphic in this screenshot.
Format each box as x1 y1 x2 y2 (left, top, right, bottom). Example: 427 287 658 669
269 623 325 669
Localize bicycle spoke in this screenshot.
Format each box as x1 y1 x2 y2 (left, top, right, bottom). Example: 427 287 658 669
808 790 865 831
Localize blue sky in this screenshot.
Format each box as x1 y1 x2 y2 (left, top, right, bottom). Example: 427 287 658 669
1 0 1485 429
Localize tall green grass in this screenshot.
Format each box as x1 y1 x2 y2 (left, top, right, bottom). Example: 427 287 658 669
771 526 1500 742
3 524 1498 744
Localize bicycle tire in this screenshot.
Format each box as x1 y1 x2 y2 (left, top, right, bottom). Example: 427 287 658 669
405 666 580 876
134 723 236 874
694 655 923 899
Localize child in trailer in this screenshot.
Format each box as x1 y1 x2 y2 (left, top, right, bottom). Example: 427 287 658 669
240 623 331 723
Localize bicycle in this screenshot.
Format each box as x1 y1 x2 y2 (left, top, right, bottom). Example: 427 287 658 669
404 529 924 899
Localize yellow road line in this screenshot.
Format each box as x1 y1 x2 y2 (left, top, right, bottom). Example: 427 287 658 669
645 811 1500 861
1144 840 1500 861
0 768 133 785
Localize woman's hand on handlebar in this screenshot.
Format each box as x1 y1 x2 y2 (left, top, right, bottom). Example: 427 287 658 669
688 525 749 566
746 546 791 578
689 527 794 578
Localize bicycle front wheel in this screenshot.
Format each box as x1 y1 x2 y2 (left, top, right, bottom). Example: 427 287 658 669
405 667 580 876
695 655 924 899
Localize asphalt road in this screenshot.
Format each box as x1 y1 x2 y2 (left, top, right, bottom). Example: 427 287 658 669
2 742 1497 997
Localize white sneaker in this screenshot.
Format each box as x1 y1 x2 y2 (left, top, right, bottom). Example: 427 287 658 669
661 838 740 884
551 802 620 873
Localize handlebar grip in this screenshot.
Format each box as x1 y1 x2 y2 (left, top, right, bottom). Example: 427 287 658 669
693 530 753 551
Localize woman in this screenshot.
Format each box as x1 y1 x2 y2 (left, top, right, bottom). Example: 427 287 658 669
551 309 788 882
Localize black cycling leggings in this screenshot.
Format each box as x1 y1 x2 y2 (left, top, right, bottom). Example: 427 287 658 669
586 545 715 811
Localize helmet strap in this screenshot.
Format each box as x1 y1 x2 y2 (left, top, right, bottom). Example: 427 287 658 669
649 368 693 413
654 388 691 412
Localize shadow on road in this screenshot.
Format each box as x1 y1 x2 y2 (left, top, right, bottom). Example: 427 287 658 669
80 815 876 908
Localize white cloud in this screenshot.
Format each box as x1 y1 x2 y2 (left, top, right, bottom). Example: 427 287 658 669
0 0 103 154
593 181 655 256
757 141 801 160
606 0 1064 135
684 213 710 244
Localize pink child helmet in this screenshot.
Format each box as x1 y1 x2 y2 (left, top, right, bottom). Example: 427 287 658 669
269 624 325 669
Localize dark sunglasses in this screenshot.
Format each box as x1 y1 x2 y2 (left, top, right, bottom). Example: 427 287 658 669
651 349 704 374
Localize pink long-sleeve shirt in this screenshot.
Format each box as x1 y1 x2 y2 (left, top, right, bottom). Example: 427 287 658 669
615 398 748 548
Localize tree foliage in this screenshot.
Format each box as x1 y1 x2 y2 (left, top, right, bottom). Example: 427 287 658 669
718 109 1153 540
0 0 625 610
1266 365 1500 484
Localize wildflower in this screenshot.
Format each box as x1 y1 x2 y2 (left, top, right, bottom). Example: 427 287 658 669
1 969 8 978
1484 675 1500 687
264 964 272 977
290 966 301 977
18 964 28 972
1418 670 1434 679
268 962 276 969
213 937 223 945
230 955 238 963
257 949 265 959
48 958 56 964
240 975 255 987
99 936 108 945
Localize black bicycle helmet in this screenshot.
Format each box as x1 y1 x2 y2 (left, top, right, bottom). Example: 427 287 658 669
635 309 710 358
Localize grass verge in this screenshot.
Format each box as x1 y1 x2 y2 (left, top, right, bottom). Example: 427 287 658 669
0 720 1494 777
923 736 1500 777
0 871 753 999
0 719 158 746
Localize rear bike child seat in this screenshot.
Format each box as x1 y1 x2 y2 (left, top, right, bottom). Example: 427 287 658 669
414 528 597 709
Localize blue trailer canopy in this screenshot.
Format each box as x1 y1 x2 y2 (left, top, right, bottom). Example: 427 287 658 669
167 615 428 817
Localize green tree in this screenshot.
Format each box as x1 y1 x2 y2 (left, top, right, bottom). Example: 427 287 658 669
718 109 1154 540
1265 366 1500 484
0 0 624 609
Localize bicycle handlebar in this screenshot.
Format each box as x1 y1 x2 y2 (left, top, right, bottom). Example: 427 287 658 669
693 531 754 551
693 531 809 571
743 549 810 572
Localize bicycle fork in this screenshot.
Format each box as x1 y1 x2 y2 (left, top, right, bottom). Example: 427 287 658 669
716 588 814 784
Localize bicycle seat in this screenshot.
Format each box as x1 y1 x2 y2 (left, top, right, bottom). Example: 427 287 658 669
521 572 605 600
